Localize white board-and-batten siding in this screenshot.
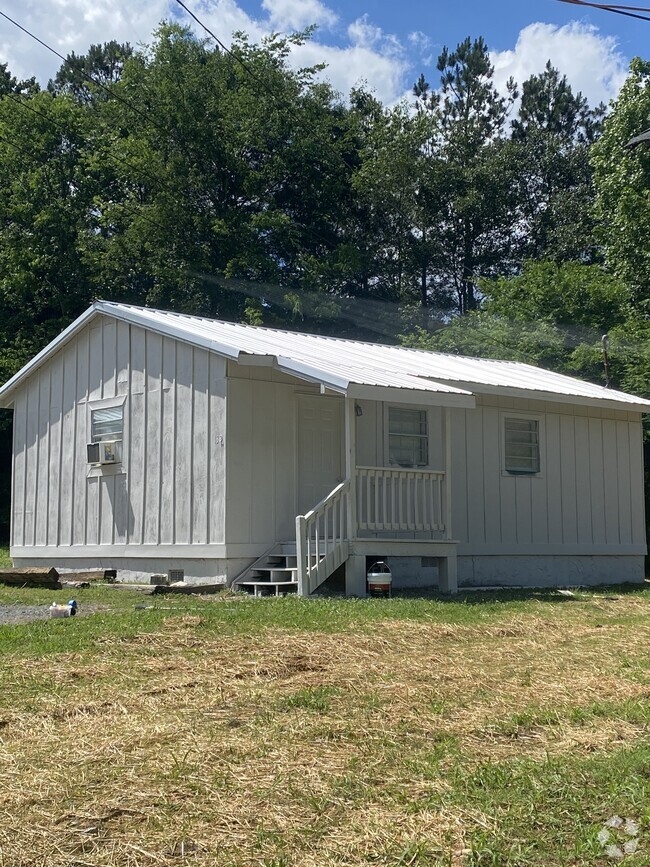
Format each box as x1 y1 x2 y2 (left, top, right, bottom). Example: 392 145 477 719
451 396 645 556
353 394 645 556
11 316 226 556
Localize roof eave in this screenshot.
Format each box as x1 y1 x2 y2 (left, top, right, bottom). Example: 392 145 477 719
0 304 100 407
449 381 650 413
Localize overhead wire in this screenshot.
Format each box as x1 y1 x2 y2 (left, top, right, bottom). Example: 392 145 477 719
555 0 650 21
0 4 356 255
0 3 485 341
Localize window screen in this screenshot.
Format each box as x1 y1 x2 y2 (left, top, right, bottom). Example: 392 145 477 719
388 407 428 467
504 417 540 474
91 406 123 442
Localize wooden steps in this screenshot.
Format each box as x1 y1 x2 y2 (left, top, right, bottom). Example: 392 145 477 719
233 544 300 596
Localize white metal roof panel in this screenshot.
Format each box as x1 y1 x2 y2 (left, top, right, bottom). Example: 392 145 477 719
1 301 649 413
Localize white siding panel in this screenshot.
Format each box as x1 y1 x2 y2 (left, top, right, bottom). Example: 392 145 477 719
466 410 486 545
208 354 226 544
102 319 117 398
88 324 103 402
86 475 100 546
12 392 27 547
160 385 176 545
34 373 51 546
174 342 193 543
602 419 619 545
588 418 606 543
59 343 77 547
99 475 115 545
47 356 63 546
192 348 209 544
451 409 468 544
128 392 145 544
274 384 296 540
251 381 275 543
143 332 163 545
629 421 645 546
616 420 633 546
72 331 89 546
574 415 593 546
482 406 501 543
559 415 577 545
24 379 39 547
116 320 130 396
160 340 177 545
546 413 563 545
226 379 253 544
515 477 533 545
114 473 129 544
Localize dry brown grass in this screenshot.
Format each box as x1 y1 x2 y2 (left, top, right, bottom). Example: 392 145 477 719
1 595 650 865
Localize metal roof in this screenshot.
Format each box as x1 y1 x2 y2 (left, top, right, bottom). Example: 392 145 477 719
1 301 649 413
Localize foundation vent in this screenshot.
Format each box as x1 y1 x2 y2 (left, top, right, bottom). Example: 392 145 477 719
168 569 185 584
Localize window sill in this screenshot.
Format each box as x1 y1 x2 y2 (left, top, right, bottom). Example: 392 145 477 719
86 464 126 479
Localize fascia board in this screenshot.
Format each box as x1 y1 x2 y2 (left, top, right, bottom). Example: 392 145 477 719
442 381 650 413
0 305 99 407
347 384 476 408
274 356 350 392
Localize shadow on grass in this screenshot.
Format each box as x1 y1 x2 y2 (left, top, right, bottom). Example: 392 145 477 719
392 581 650 605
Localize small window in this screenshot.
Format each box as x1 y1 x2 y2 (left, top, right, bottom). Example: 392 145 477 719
389 407 428 467
91 406 123 443
505 417 540 474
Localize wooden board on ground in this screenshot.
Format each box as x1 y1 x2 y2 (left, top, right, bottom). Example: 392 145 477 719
152 583 224 595
62 570 110 583
0 567 61 589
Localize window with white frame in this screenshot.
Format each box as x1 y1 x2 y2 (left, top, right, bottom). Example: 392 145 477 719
388 407 428 467
504 417 540 474
91 406 123 443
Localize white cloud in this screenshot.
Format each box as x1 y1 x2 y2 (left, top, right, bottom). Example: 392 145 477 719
408 30 430 51
0 1 170 83
490 21 628 108
0 3 630 111
261 0 337 32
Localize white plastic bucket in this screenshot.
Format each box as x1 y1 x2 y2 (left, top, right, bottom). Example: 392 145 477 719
367 562 392 597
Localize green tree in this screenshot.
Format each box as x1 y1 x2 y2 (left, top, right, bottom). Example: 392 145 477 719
403 261 629 385
592 57 650 310
512 63 603 263
413 37 519 314
48 41 134 103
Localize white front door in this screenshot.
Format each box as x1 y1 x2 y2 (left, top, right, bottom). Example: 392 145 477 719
297 396 344 514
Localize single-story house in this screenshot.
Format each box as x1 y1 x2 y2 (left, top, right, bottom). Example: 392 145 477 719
0 301 648 595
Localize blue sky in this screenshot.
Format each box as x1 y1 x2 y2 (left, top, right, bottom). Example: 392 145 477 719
0 0 644 107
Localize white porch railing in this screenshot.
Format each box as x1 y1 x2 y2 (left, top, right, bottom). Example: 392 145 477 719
296 480 351 596
356 466 446 534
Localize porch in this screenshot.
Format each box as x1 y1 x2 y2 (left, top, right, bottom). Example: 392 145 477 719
294 399 458 596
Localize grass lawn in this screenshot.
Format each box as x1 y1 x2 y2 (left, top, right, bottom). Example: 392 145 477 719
1 577 650 865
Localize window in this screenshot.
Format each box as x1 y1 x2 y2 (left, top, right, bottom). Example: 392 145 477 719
504 417 540 474
388 407 428 467
91 406 123 443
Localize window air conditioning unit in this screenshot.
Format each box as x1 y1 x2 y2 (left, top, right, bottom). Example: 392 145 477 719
87 440 121 465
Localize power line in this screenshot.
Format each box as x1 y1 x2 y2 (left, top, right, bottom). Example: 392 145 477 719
0 9 177 139
555 0 650 21
0 7 351 253
170 0 361 178
171 0 271 91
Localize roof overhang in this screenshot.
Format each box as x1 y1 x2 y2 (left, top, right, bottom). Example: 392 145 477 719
241 355 476 408
0 305 100 407
442 381 650 414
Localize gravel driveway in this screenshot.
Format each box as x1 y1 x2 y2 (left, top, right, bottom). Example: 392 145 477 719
0 604 100 625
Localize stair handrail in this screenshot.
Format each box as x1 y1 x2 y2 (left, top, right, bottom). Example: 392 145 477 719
296 479 350 596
